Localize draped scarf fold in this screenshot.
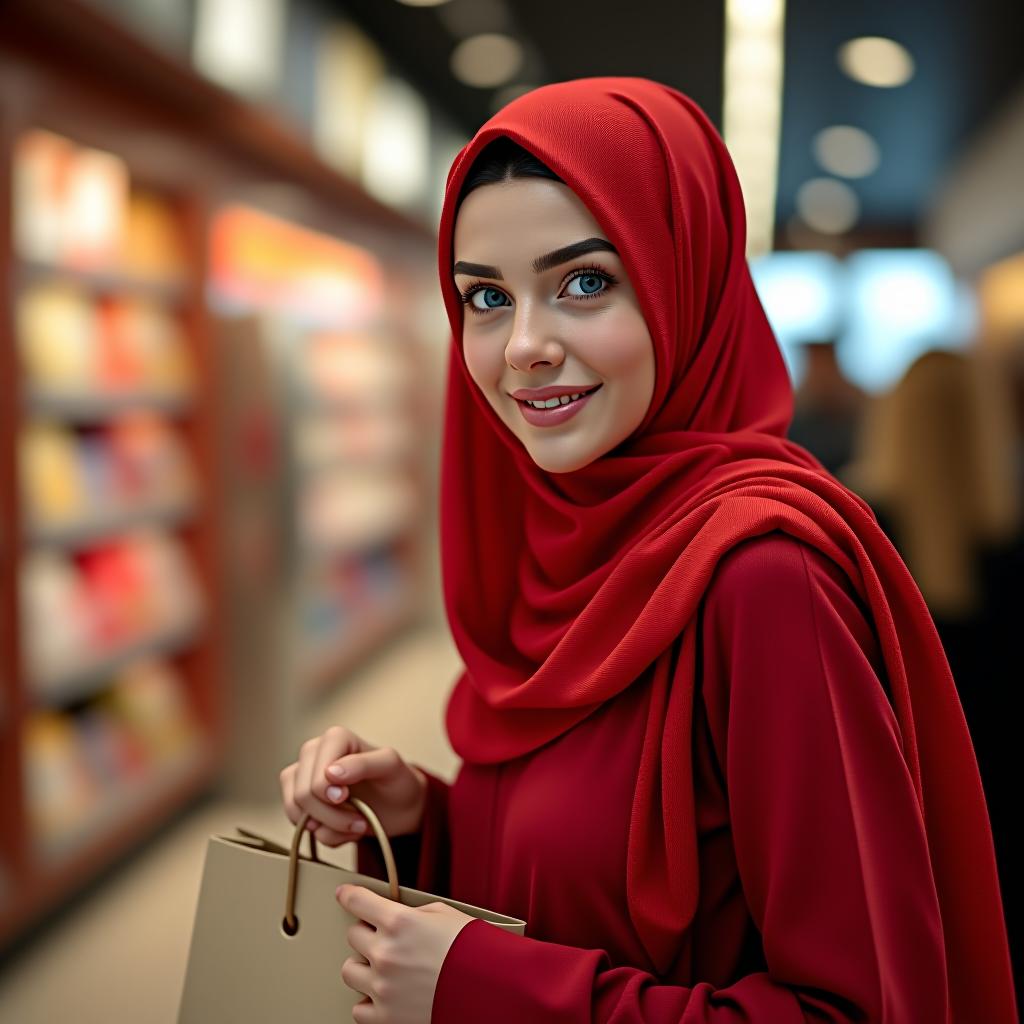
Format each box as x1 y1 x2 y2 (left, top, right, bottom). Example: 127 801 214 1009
436 77 1016 1021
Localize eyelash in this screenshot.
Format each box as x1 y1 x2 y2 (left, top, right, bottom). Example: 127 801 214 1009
458 265 618 316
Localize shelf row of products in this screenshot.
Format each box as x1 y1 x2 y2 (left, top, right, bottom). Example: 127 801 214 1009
298 544 414 680
9 131 210 815
18 282 195 399
291 320 424 681
21 416 197 536
300 330 414 408
14 128 189 281
21 531 204 699
23 657 206 863
295 409 419 472
301 465 420 555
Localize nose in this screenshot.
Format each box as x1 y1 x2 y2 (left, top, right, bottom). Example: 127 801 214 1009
504 304 565 372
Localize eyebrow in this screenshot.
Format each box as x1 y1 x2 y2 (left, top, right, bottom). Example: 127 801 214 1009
452 236 618 280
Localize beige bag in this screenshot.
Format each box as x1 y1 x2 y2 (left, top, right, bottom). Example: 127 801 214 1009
177 797 526 1022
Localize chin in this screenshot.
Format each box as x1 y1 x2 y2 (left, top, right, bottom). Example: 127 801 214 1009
527 447 600 474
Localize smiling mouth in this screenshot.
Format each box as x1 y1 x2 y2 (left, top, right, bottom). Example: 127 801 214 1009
514 384 602 407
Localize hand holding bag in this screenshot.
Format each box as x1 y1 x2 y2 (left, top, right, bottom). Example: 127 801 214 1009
177 795 526 1022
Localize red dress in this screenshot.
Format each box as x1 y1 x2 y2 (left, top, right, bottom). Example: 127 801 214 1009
358 532 956 1021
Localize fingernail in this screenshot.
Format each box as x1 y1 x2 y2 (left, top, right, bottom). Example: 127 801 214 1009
352 820 366 832
327 765 346 779
306 819 318 830
326 785 345 801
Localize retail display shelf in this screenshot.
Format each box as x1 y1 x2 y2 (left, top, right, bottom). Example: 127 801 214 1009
26 500 197 550
1 0 434 952
26 389 194 422
302 516 418 562
299 586 419 699
28 618 203 707
17 259 189 304
299 393 411 417
33 734 212 869
298 450 415 477
0 734 219 948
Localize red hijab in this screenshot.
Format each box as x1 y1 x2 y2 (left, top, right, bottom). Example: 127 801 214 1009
436 77 1016 1020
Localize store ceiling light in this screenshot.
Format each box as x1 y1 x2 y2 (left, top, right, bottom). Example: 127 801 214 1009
729 0 784 29
363 75 431 209
838 36 914 88
193 0 286 95
450 33 523 88
723 0 786 258
795 178 860 234
812 125 880 178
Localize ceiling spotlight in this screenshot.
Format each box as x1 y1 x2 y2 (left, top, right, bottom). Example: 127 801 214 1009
450 33 523 88
395 0 452 7
812 125 880 178
795 178 860 234
838 36 914 88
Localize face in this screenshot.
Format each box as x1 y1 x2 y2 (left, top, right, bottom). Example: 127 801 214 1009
452 177 656 474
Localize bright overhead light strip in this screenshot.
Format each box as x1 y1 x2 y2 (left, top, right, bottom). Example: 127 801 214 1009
723 0 786 258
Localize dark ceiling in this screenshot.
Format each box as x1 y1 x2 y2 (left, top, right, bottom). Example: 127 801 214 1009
337 0 1024 238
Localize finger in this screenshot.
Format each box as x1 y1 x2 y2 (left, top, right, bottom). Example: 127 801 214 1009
337 884 399 930
311 728 357 804
311 822 349 846
295 734 350 825
351 995 376 1024
345 921 376 960
278 763 313 829
293 736 321 820
326 746 401 788
279 762 296 825
313 806 374 839
300 802 368 843
340 956 373 998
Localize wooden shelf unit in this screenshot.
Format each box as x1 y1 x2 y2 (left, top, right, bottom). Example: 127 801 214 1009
0 0 438 952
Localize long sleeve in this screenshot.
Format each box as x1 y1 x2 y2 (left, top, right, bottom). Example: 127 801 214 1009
355 764 452 898
431 534 949 1022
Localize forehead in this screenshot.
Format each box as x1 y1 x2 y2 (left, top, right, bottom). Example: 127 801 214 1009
453 178 602 255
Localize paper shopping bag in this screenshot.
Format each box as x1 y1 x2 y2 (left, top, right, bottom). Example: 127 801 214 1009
177 795 526 1023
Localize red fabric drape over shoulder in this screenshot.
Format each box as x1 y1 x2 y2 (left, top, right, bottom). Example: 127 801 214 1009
436 77 1017 1022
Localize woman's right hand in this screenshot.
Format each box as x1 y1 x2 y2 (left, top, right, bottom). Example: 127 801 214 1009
279 725 428 848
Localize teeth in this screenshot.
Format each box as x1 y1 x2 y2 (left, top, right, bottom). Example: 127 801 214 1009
525 390 591 409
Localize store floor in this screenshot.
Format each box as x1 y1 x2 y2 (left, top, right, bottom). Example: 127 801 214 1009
0 619 463 1023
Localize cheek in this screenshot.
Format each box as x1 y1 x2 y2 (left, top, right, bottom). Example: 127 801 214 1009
462 339 510 415
590 312 654 382
462 338 493 389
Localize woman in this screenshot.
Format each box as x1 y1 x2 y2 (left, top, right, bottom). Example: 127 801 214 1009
280 77 1018 1022
842 345 1024 1001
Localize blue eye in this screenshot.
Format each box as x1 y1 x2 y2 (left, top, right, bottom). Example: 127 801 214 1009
458 265 618 316
476 287 509 310
566 273 605 296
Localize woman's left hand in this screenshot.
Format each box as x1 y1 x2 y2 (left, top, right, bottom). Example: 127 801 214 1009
336 883 477 1024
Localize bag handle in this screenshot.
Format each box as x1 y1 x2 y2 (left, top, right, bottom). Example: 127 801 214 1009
287 797 399 930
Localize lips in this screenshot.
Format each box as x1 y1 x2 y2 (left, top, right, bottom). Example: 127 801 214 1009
515 383 601 427
514 384 601 405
